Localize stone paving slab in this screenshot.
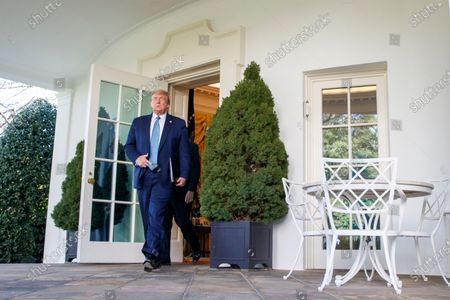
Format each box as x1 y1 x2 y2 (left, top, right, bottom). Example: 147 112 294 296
0 263 449 299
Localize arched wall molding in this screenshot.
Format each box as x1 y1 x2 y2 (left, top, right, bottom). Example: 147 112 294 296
138 19 245 102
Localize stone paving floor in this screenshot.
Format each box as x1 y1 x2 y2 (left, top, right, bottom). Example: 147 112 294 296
0 263 449 299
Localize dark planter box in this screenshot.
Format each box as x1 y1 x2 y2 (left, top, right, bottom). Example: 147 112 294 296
65 230 77 262
210 221 272 269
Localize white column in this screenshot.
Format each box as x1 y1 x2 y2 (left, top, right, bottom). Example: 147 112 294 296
43 89 73 264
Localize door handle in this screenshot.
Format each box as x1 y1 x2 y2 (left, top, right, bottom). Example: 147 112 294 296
87 172 95 184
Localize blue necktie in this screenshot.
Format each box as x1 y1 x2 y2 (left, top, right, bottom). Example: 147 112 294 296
149 116 160 170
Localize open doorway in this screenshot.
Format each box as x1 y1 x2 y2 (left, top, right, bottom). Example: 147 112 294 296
183 84 219 264
166 62 220 264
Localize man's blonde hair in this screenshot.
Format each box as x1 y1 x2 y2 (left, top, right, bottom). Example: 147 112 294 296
152 89 170 104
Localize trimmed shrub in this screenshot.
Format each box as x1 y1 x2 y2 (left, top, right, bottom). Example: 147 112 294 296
200 62 288 222
52 141 84 231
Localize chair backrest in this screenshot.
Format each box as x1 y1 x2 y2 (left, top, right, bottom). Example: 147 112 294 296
422 179 450 221
320 157 398 230
282 178 325 233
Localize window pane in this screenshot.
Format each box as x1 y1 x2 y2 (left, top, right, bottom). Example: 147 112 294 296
98 81 119 120
323 127 348 158
141 91 152 116
118 124 131 162
120 86 139 123
115 163 132 202
322 88 348 126
134 205 144 243
93 160 113 200
351 126 378 159
95 120 115 160
113 204 132 242
90 202 110 241
350 85 377 124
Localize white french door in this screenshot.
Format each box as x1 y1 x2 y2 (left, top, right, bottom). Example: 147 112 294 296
78 64 168 262
304 70 389 269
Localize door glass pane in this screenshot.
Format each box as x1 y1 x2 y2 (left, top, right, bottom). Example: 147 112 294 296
322 88 347 126
93 160 113 200
141 91 152 116
115 163 132 202
90 202 111 241
120 86 139 123
134 205 144 243
352 126 378 159
98 81 119 120
118 124 131 162
321 82 381 251
113 204 132 242
95 120 115 160
323 127 348 158
350 85 377 124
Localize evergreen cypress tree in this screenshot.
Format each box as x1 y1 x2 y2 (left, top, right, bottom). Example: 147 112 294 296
52 141 84 231
200 62 288 222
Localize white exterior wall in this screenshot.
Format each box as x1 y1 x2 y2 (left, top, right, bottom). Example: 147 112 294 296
46 0 450 274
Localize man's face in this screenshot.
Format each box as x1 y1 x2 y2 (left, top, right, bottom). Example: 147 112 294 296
151 93 170 115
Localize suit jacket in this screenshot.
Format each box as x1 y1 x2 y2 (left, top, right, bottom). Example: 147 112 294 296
186 143 200 192
124 113 190 189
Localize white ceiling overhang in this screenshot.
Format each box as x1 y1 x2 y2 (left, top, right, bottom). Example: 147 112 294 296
0 0 198 90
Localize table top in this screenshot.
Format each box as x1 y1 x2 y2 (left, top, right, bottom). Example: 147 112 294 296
303 180 434 199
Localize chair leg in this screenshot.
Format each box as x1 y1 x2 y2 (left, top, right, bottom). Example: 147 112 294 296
430 236 450 286
324 235 333 285
283 236 304 280
413 237 428 282
382 235 402 295
319 234 337 292
389 236 402 288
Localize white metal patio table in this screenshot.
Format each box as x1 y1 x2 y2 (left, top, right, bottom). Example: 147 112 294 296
303 180 434 292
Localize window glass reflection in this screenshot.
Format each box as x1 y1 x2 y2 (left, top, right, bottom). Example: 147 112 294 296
322 88 348 126
134 205 144 243
98 81 119 120
322 127 348 159
141 91 152 116
118 124 131 162
352 126 378 159
113 204 132 242
115 163 132 202
90 202 110 242
350 86 377 124
121 86 139 123
93 160 113 200
95 120 115 160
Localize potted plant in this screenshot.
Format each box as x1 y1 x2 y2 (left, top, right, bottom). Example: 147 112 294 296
200 61 288 269
51 141 84 262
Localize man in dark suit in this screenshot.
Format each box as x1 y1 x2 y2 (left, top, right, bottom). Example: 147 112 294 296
160 141 201 265
124 89 190 272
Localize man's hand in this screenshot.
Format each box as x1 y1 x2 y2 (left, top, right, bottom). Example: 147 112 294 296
185 191 194 204
175 177 186 187
135 154 150 168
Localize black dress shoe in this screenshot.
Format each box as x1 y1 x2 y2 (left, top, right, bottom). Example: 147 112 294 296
150 259 161 271
192 252 201 264
161 261 171 266
143 260 153 272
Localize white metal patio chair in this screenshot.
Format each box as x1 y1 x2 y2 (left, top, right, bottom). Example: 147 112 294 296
397 179 450 286
319 157 402 294
281 178 331 282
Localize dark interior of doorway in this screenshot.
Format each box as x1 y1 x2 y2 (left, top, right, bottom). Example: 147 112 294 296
182 83 219 264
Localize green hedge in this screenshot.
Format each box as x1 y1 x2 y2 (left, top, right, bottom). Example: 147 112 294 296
0 100 56 263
